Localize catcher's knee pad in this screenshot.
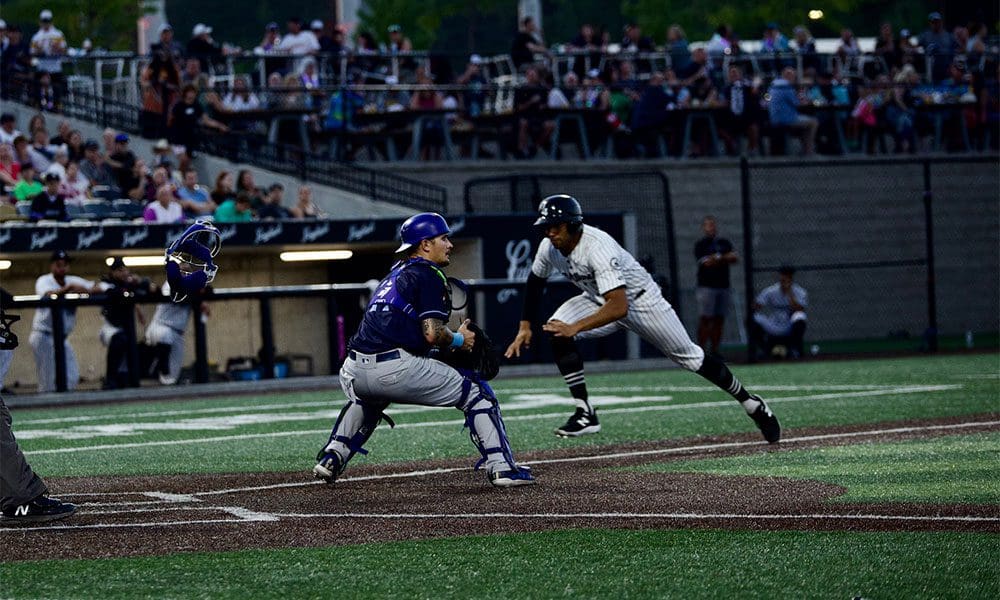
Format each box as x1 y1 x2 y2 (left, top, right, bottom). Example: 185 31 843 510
463 388 516 471
319 398 394 463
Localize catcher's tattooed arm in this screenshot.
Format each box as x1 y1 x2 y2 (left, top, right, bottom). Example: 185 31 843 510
422 317 475 351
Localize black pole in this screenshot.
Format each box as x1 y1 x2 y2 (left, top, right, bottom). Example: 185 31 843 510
661 174 681 320
259 297 275 379
124 299 140 388
50 299 68 392
193 301 209 383
740 156 757 363
923 159 938 353
326 261 342 374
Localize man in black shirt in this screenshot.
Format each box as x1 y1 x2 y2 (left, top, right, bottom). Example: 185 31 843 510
511 16 547 69
100 258 156 389
694 215 738 355
106 133 137 196
28 172 68 222
257 183 289 219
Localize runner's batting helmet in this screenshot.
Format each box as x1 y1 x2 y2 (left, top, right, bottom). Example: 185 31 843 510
395 212 451 252
534 194 584 230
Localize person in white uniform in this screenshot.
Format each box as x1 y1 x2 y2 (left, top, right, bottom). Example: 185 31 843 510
144 281 206 385
29 250 102 393
505 195 780 443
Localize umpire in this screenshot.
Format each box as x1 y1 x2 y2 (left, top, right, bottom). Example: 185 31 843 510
314 213 534 488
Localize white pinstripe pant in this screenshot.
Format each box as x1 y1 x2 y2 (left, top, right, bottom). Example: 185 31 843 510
550 293 705 371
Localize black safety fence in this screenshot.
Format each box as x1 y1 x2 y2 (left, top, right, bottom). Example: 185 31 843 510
741 155 999 361
463 171 679 317
4 279 602 394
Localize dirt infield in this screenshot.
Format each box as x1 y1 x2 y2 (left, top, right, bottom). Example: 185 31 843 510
3 414 998 562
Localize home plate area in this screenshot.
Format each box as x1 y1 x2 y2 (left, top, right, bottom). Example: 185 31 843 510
4 416 999 561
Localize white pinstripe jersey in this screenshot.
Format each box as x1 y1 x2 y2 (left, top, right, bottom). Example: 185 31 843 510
531 225 657 303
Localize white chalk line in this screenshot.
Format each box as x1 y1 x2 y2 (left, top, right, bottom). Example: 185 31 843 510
15 384 913 426
49 420 1000 505
22 384 965 456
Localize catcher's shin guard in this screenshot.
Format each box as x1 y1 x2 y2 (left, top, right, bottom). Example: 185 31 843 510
317 398 394 466
463 383 518 473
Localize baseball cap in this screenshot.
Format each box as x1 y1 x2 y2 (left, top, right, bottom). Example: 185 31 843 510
42 171 60 182
928 12 942 21
50 250 71 263
109 257 126 270
192 23 211 36
39 9 53 21
266 21 279 31
153 138 170 150
469 54 483 65
900 28 911 38
158 23 172 35
311 19 324 30
84 139 100 150
114 133 129 143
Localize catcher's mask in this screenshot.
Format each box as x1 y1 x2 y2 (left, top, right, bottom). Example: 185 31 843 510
165 221 221 302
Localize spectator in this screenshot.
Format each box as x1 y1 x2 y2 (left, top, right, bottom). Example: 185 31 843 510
0 143 20 193
256 22 282 54
751 265 808 359
257 183 289 219
456 54 489 117
29 9 66 91
808 71 851 154
180 57 202 85
514 65 555 158
106 133 137 194
386 24 413 53
222 76 260 111
548 71 572 108
720 65 761 155
102 127 117 155
79 139 119 197
622 23 655 73
210 170 235 206
837 28 860 58
918 12 957 82
29 172 68 221
694 215 738 356
278 17 320 64
150 138 176 172
511 16 548 69
676 47 710 86
143 183 183 223
186 23 223 71
27 114 47 137
12 164 42 203
767 67 817 155
65 129 85 161
30 250 102 392
311 20 335 54
236 169 264 209
168 84 228 159
33 71 58 111
760 22 790 53
98 258 156 389
298 57 320 89
874 22 900 70
150 23 184 62
214 191 253 222
12 135 33 169
706 24 733 57
60 160 89 204
793 26 820 72
121 158 150 201
27 128 57 172
43 144 69 181
409 71 445 160
0 114 20 145
177 168 215 217
49 119 71 146
568 23 603 79
967 23 988 55
665 25 690 71
139 47 181 139
289 185 320 218
143 165 170 203
1 25 32 100
886 65 919 153
631 71 672 157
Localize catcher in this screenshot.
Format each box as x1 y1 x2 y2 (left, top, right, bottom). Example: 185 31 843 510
314 212 534 488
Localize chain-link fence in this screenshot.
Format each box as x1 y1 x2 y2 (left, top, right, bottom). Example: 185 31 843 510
742 155 999 359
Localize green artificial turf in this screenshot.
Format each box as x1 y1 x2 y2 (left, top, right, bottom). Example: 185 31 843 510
2 529 997 599
632 432 1000 504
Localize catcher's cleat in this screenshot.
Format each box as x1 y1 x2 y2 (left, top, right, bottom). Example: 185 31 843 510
1 495 76 525
489 465 535 488
554 408 601 437
748 396 781 443
313 452 345 484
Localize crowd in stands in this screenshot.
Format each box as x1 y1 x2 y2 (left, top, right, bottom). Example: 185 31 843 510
1 9 997 161
0 110 325 224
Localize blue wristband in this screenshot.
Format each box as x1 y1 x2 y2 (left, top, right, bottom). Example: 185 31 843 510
450 331 464 348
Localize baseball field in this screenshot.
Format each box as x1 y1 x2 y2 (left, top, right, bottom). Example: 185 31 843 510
2 352 998 599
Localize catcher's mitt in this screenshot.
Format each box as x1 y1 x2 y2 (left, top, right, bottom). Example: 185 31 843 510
441 322 500 381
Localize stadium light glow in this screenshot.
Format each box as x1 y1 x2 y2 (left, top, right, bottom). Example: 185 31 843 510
104 256 166 267
808 9 824 20
279 250 354 262
0 260 11 270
